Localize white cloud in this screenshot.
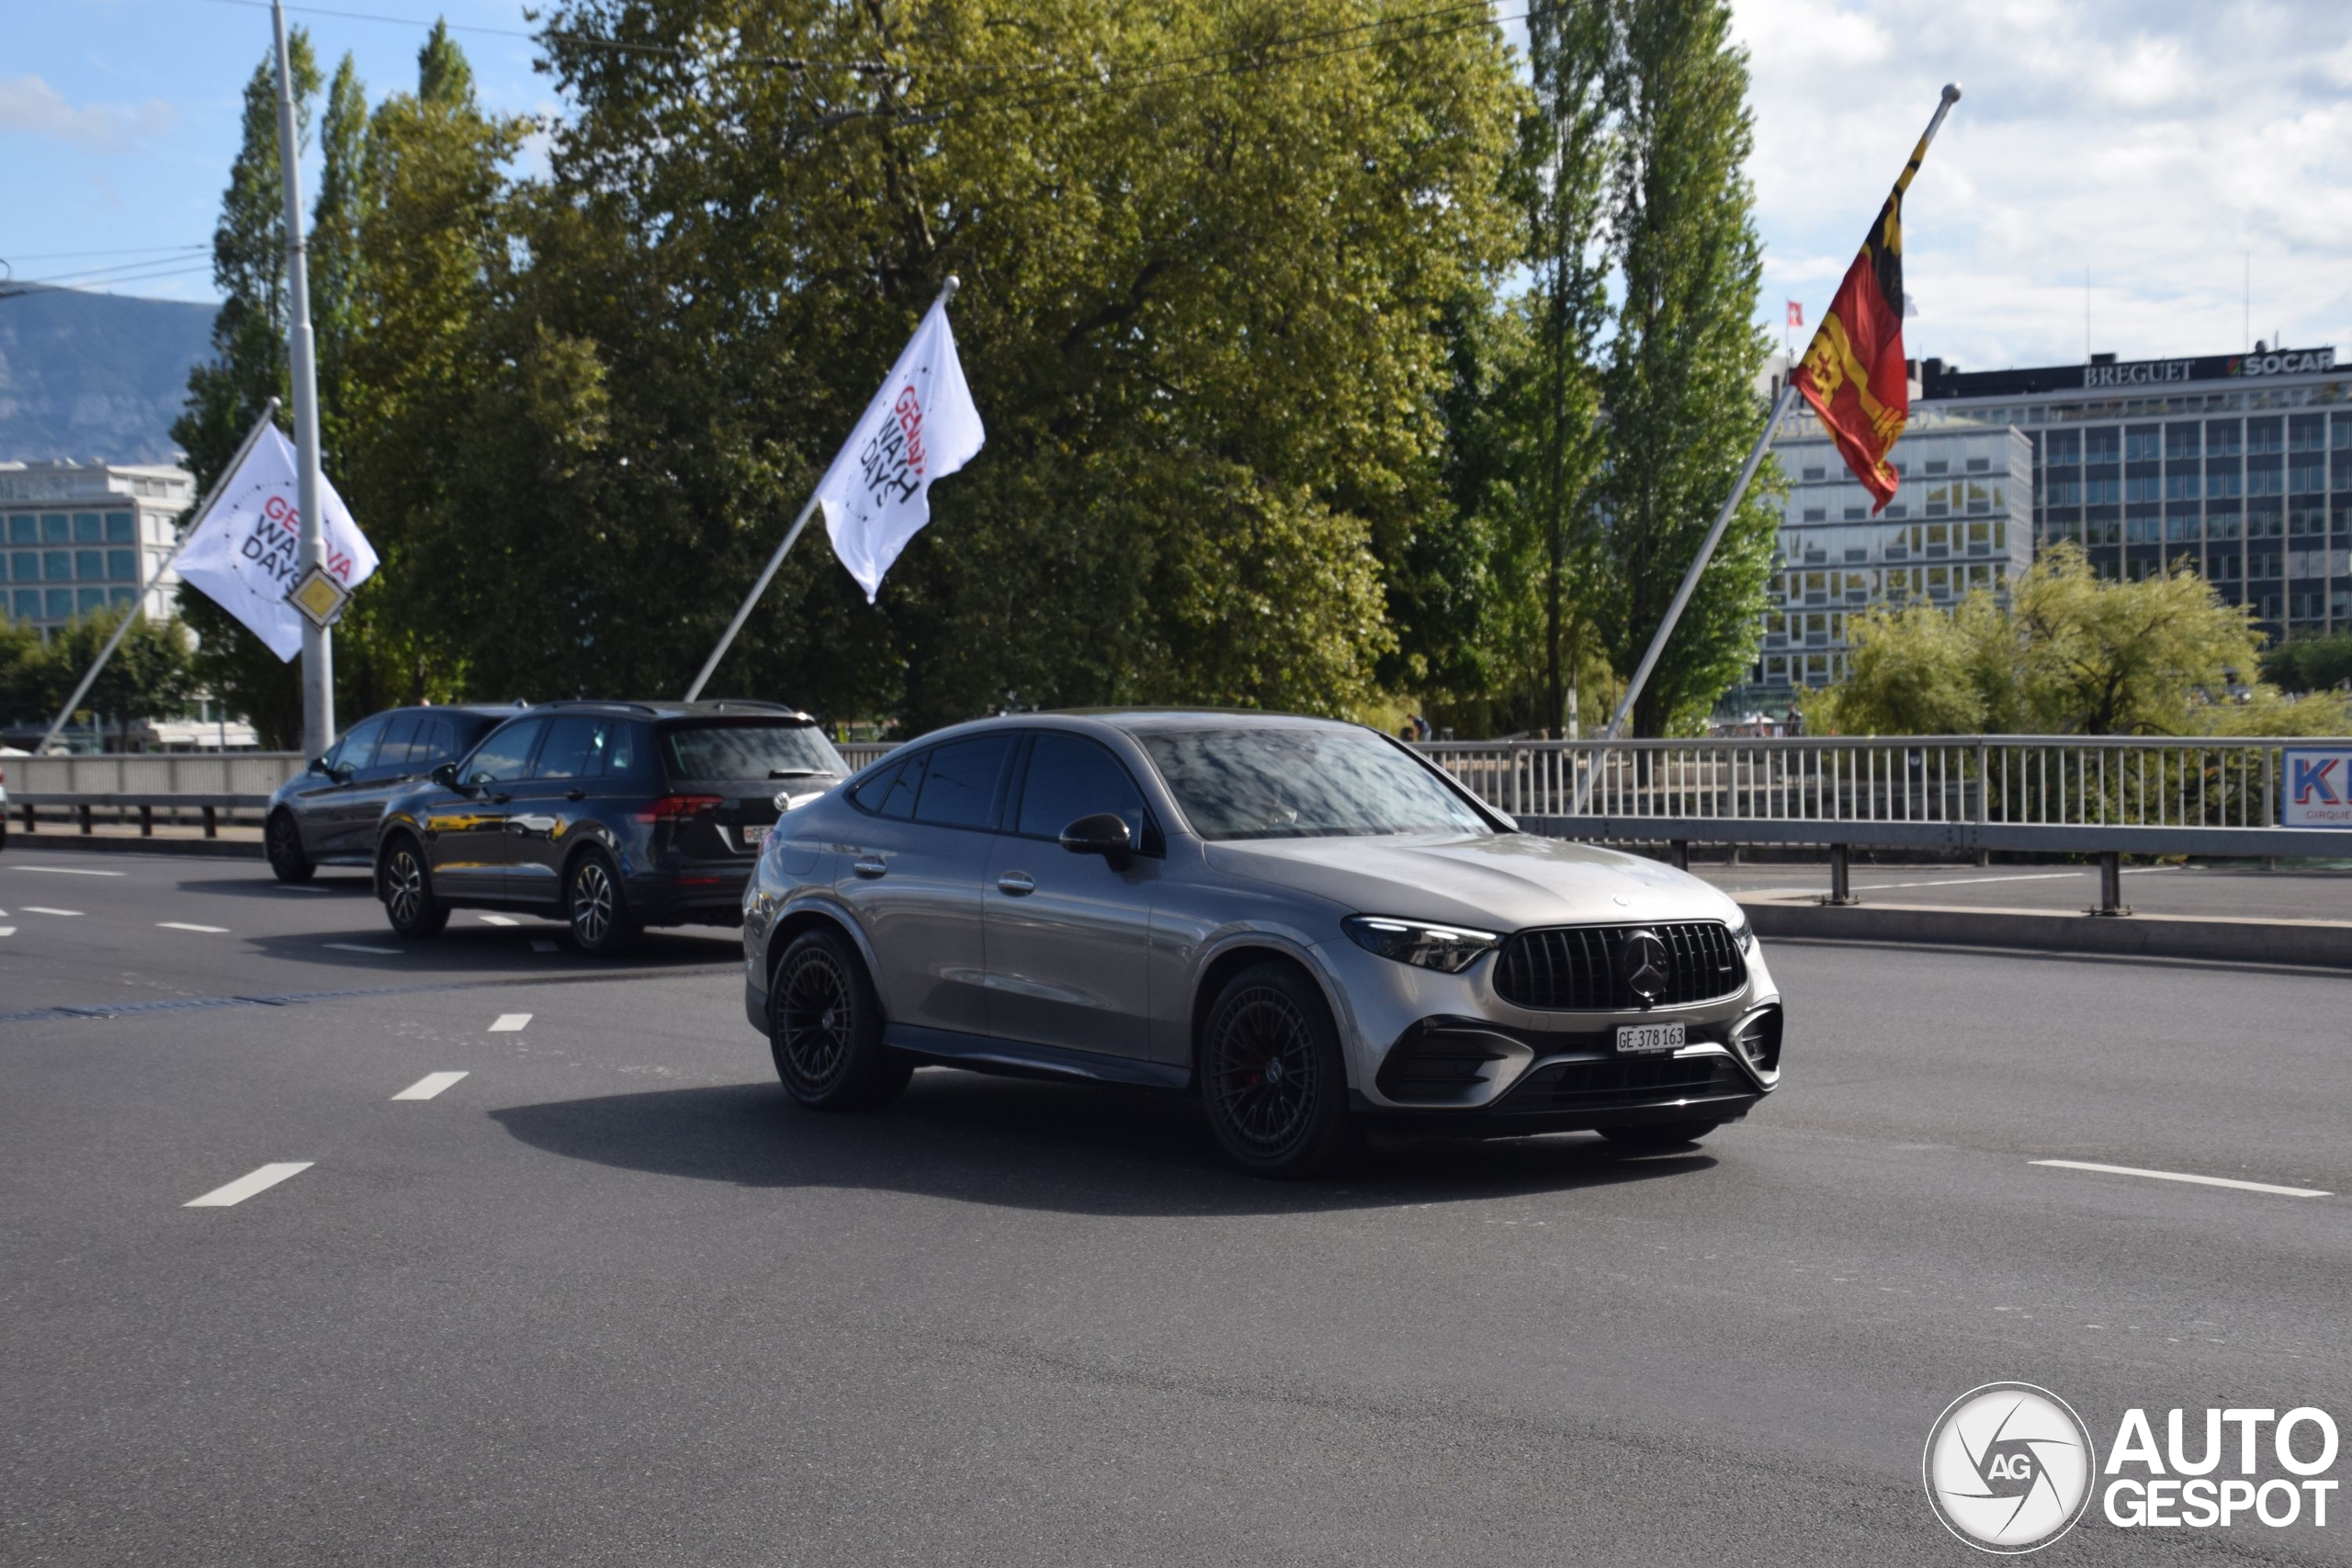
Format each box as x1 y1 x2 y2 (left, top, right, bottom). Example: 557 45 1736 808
1734 0 2352 368
0 73 173 154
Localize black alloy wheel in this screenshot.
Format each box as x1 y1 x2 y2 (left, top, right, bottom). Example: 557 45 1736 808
379 838 447 937
1600 1118 1721 1150
769 930 909 1111
566 848 639 956
1200 961 1359 1179
266 811 314 884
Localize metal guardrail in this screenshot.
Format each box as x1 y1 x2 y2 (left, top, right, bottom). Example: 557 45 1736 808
1419 736 2352 906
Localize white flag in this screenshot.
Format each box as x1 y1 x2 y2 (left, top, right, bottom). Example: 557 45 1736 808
174 424 379 661
814 295 985 602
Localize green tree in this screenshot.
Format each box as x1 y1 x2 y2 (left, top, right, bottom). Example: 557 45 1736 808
0 616 46 727
2261 629 2352 694
1592 0 1777 737
500 0 1522 727
36 608 199 750
1806 546 2273 737
1521 0 1613 736
172 34 319 749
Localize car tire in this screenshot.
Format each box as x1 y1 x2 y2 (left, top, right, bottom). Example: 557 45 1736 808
769 930 910 1111
379 835 448 938
1199 960 1361 1179
565 847 640 957
266 810 314 884
1600 1118 1721 1149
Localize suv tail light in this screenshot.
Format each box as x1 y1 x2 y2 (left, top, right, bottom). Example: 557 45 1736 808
632 794 723 824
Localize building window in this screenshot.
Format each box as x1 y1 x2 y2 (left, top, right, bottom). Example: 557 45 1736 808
1843 506 1866 521
44 550 71 581
12 588 40 618
1802 467 1825 480
2125 475 2161 502
106 548 136 580
2289 415 2327 452
2207 421 2243 457
2124 428 2162 461
1884 503 1907 518
41 513 70 544
1925 458 1950 475
74 549 102 580
6 516 33 545
105 513 135 543
2165 471 2199 501
2044 431 2080 464
2085 430 2120 463
2246 418 2283 454
72 513 101 544
46 588 72 617
2165 423 2201 459
1802 508 1826 523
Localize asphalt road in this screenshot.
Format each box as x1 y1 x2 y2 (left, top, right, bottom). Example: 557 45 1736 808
5 852 2350 1564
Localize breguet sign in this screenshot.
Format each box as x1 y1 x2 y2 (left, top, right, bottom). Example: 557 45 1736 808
2083 346 2337 388
1923 346 2339 400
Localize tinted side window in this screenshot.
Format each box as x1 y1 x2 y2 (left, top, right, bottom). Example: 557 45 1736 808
374 711 423 769
852 753 926 820
1018 735 1148 844
462 718 547 785
330 716 388 773
915 737 1012 829
533 716 618 780
420 718 458 762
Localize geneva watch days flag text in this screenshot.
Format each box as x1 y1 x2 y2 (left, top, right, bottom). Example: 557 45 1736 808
174 423 379 661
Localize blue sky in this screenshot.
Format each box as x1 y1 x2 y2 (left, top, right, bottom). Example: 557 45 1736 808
6 0 2350 370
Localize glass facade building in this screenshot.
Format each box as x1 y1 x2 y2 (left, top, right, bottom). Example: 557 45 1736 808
0 461 194 634
1736 411 2033 709
1917 345 2349 639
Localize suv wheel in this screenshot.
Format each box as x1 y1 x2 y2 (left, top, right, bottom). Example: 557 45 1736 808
266 811 314 884
770 930 910 1111
566 848 640 956
1199 961 1360 1179
379 837 448 937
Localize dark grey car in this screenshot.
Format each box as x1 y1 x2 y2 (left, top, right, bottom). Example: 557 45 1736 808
741 711 1783 1178
265 704 521 883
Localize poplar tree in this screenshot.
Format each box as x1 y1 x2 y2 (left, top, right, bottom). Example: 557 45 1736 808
1593 0 1777 736
169 32 318 749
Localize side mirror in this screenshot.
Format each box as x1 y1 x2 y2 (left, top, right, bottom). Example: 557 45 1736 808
430 761 459 790
309 755 331 776
1059 812 1134 870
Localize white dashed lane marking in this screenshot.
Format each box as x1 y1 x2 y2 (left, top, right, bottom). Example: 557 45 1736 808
157 922 230 934
185 1162 312 1207
489 1013 531 1032
325 942 401 955
10 865 126 876
479 914 519 927
0 928 15 938
392 1071 468 1101
2032 1159 2331 1199
22 908 83 918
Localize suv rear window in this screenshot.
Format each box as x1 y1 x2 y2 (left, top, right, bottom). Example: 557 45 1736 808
661 720 846 783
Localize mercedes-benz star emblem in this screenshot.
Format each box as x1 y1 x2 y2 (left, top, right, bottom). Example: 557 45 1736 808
1621 930 1669 1004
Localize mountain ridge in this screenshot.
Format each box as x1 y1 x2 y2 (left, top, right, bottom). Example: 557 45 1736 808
0 286 219 467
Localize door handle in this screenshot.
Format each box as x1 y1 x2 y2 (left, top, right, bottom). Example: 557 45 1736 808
853 857 888 878
996 871 1035 896
567 789 586 801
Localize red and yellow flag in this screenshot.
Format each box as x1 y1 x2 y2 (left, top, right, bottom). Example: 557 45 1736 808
1792 130 1937 512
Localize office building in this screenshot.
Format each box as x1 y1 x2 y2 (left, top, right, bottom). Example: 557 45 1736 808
0 459 195 633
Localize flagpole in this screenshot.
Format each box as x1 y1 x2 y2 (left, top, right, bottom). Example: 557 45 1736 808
271 0 334 760
684 275 961 703
1568 84 1959 817
37 402 284 756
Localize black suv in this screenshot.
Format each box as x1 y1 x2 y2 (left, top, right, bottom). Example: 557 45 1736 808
266 704 525 882
373 699 848 953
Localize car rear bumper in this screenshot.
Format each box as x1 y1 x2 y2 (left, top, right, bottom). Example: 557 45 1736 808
626 860 752 927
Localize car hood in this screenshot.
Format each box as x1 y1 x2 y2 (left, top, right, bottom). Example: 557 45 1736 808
1202 831 1737 933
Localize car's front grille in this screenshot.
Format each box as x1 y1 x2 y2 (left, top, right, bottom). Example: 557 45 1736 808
1493 922 1745 1010
1497 1054 1751 1114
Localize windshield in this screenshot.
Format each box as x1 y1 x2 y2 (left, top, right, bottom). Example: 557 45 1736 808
661 720 847 782
1139 728 1489 840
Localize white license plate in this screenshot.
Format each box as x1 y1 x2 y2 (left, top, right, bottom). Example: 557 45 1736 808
741 825 769 845
1616 1022 1684 1055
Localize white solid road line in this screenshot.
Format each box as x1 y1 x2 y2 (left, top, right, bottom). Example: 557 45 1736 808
325 942 401 955
157 921 231 934
392 1071 469 1101
2031 1159 2332 1199
480 914 520 927
1858 871 2085 891
185 1162 312 1207
22 907 83 917
489 1013 531 1032
11 865 126 876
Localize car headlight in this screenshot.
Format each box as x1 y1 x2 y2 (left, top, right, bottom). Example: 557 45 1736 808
1342 915 1499 974
1726 909 1755 952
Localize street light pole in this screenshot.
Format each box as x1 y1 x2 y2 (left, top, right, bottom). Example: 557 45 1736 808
271 0 333 759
